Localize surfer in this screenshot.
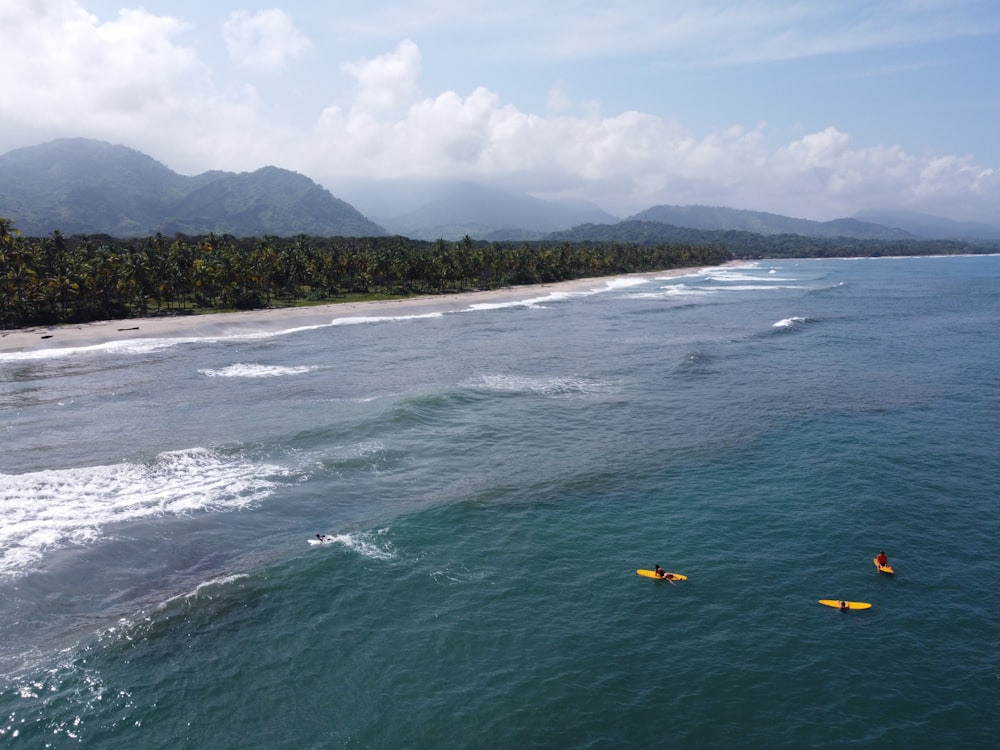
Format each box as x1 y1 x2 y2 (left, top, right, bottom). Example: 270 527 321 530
654 565 676 580
875 550 889 568
316 534 329 542
838 600 850 611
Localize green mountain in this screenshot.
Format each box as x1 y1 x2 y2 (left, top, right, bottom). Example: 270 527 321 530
629 204 914 240
0 138 385 237
544 219 998 259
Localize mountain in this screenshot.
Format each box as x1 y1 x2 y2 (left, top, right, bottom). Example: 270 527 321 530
370 181 619 240
852 208 1000 241
629 204 915 240
0 138 385 237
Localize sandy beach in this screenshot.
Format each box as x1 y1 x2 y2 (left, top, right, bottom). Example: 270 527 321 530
0 267 717 355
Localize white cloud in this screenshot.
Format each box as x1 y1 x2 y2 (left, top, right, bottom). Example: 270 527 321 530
222 9 312 72
0 3 997 222
310 79 1000 221
342 39 422 115
0 2 210 142
0 1 290 172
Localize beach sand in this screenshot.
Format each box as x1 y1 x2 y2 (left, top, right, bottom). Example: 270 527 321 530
0 266 718 354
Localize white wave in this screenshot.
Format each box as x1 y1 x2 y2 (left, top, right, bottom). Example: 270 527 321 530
631 283 715 298
0 324 331 363
703 269 799 283
199 363 318 378
772 316 811 329
0 448 291 578
653 271 706 282
312 529 396 560
158 573 251 609
467 291 574 311
0 278 661 362
0 336 203 362
467 277 654 312
707 284 808 292
592 277 652 291
468 373 614 397
330 312 444 325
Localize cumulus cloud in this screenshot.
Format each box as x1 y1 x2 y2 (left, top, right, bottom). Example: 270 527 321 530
0 2 212 145
341 39 422 115
0 1 291 172
310 74 1000 220
222 9 312 72
0 3 996 222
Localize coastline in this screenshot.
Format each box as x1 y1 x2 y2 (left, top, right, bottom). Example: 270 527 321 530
0 265 726 355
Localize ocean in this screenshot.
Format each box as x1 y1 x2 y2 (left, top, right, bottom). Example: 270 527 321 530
1 256 998 749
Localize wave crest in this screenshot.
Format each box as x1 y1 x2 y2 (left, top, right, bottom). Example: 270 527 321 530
0 448 291 578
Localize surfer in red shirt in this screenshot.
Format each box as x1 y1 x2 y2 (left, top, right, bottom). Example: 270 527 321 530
875 550 888 567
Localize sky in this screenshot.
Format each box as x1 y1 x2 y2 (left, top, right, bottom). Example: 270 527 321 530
2 0 1000 222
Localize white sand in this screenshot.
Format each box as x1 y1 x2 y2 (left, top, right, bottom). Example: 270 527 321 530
0 266 719 354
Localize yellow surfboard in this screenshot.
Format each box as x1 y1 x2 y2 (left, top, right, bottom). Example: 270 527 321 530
818 599 871 610
637 569 687 581
873 557 894 574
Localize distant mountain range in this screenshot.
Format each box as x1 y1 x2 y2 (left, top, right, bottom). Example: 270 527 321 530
626 204 1000 242
3 138 999 242
851 208 1000 241
0 138 384 237
368 181 619 240
628 204 915 240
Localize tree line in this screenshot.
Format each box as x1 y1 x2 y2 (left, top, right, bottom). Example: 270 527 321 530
0 217 733 328
550 220 1000 258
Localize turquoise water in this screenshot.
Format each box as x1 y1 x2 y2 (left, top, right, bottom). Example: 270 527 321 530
2 257 998 748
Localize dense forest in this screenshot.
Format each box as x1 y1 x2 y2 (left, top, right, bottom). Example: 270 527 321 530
0 217 731 328
548 220 1000 257
4 213 997 329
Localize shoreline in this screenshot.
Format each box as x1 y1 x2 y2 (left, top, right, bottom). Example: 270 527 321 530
0 265 728 355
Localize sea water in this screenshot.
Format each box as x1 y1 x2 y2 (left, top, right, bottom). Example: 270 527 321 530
1 256 998 749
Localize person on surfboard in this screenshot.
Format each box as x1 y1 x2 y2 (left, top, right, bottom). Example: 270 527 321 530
838 600 850 611
875 550 889 568
654 565 675 580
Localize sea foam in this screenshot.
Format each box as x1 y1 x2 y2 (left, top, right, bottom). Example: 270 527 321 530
311 529 396 560
199 363 318 378
0 447 291 577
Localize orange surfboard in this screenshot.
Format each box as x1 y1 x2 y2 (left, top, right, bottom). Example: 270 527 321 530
637 569 687 581
819 599 871 610
873 556 894 574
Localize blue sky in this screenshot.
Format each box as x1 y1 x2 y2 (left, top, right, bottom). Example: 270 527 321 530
2 0 999 221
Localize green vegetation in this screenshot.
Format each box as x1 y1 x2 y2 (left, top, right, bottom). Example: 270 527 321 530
6 212 996 330
549 220 1000 257
0 218 731 328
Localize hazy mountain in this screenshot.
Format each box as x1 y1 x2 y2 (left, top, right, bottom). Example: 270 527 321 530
0 138 385 237
369 181 620 240
629 204 915 240
6 138 997 243
852 208 1000 241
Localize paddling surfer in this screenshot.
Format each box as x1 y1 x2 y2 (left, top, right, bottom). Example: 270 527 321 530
654 565 676 580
